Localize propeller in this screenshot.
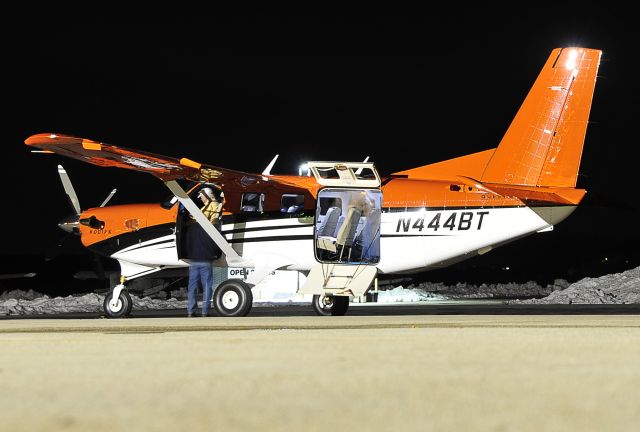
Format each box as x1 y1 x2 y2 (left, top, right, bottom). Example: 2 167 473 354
55 165 115 233
44 165 115 292
46 165 115 264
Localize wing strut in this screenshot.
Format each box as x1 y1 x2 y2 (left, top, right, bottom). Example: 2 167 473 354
164 180 249 267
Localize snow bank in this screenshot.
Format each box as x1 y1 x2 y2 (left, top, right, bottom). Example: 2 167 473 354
0 294 187 316
512 266 640 304
1 266 638 316
376 286 447 303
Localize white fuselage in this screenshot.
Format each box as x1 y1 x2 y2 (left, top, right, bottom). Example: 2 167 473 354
110 205 574 280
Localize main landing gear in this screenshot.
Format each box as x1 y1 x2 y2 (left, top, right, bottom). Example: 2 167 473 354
213 279 253 317
312 294 349 316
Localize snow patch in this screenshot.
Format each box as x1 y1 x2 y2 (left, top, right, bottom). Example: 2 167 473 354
1 266 638 315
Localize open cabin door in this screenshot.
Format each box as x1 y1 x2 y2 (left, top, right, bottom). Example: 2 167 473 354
300 162 382 298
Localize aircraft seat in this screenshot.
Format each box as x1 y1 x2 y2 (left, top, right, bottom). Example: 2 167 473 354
354 208 381 261
334 207 362 261
317 206 341 237
316 206 342 253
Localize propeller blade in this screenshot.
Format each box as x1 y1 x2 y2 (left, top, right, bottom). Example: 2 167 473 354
58 165 81 215
100 188 117 207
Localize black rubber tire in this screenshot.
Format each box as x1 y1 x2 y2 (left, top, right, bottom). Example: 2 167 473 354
103 290 132 318
312 294 333 316
213 279 253 317
123 290 133 316
331 295 350 316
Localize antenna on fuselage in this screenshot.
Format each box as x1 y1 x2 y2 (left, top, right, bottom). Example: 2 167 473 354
262 154 279 176
354 156 370 175
100 189 117 207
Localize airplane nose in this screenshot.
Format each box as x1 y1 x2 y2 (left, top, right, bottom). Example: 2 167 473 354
58 214 80 234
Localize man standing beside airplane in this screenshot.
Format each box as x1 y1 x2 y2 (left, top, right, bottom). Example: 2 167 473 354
185 186 224 317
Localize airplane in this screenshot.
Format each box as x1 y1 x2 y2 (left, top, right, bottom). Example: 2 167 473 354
25 47 602 318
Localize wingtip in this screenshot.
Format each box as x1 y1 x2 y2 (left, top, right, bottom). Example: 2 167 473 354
24 132 62 146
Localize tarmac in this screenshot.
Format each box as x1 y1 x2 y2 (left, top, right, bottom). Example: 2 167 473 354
1 312 639 431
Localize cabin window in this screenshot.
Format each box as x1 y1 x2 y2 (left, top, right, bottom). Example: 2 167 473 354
281 194 304 214
240 192 264 212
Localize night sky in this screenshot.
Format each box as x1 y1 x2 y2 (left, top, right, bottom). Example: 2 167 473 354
3 12 639 286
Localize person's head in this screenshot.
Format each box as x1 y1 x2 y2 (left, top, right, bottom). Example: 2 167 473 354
198 187 216 203
351 192 371 214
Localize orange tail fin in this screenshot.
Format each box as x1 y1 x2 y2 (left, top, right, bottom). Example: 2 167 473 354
481 47 602 187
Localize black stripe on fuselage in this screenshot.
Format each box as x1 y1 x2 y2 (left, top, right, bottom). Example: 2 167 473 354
221 223 314 235
227 234 313 244
221 210 314 224
88 223 176 257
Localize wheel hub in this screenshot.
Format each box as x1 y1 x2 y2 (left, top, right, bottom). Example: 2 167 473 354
109 298 123 312
321 295 333 308
222 290 240 309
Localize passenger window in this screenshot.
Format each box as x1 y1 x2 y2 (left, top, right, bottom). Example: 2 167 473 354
281 194 304 214
240 192 264 212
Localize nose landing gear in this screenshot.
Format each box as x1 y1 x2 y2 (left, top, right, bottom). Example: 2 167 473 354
103 283 133 318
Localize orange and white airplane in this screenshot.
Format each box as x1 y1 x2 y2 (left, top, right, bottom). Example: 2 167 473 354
25 47 601 318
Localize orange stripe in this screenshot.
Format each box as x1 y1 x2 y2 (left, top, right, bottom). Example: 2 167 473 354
81 139 102 151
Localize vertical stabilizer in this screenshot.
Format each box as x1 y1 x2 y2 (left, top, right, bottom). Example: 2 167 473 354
481 48 601 187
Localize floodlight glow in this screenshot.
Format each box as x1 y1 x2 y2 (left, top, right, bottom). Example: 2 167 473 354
565 49 578 71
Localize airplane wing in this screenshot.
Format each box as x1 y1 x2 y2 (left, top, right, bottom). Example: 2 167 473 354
24 133 261 190
26 132 275 267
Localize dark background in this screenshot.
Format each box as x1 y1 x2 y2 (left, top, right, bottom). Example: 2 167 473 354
2 12 639 294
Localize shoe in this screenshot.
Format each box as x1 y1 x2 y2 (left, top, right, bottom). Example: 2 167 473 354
187 313 195 318
201 312 208 317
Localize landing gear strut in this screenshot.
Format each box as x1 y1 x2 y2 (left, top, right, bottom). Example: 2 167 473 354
103 283 133 318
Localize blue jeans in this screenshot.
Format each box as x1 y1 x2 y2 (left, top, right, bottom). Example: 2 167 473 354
187 262 213 315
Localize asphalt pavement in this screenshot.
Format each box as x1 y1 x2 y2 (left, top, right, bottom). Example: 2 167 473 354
1 307 639 431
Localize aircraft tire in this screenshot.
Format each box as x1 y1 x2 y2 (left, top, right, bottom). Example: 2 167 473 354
103 290 132 318
312 294 333 316
124 291 134 316
331 295 350 316
213 279 253 317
